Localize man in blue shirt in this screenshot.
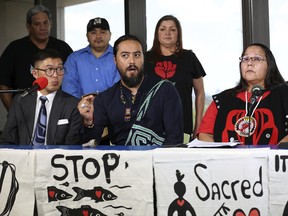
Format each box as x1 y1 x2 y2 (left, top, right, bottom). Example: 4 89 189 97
62 17 120 98
78 35 184 146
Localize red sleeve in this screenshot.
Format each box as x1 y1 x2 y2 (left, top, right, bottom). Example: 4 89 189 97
197 101 218 135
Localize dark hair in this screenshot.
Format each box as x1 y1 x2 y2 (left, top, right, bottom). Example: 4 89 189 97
150 15 183 56
113 35 143 56
26 5 52 25
231 43 285 93
32 48 63 66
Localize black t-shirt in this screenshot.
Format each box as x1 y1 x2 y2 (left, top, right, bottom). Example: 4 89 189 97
144 49 206 134
0 36 73 89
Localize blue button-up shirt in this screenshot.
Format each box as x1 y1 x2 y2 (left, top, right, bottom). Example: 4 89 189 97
62 44 120 98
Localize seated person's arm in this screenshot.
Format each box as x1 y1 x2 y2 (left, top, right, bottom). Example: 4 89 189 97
78 95 106 146
198 133 214 142
1 96 19 144
162 83 184 145
192 77 205 139
278 135 288 144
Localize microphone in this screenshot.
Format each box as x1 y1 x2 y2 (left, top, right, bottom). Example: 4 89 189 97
20 77 48 98
248 85 264 116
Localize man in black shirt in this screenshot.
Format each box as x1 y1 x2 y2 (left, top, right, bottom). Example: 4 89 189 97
0 5 73 111
78 35 184 146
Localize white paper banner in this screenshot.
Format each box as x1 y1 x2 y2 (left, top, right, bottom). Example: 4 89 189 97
269 149 288 215
153 148 269 216
0 149 35 216
34 149 154 216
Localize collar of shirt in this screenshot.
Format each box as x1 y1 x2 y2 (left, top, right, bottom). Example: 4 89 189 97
236 91 270 102
33 91 57 144
34 91 57 128
36 91 57 113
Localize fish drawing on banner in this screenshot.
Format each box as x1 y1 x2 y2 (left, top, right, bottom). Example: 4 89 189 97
233 208 260 216
72 186 117 203
0 161 19 216
47 186 73 202
167 170 196 216
56 205 107 216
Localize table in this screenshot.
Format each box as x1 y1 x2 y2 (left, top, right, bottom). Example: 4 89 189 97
0 145 287 216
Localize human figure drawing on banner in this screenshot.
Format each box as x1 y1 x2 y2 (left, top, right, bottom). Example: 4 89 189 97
168 169 263 216
168 170 196 216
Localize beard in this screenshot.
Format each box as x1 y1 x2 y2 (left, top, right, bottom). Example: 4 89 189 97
120 65 144 88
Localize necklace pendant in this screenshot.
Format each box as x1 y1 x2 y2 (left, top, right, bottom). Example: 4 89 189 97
124 108 131 122
235 116 257 137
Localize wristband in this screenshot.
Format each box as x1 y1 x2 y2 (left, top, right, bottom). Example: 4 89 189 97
83 121 94 128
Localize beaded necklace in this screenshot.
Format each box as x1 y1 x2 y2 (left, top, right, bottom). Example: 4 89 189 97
120 83 137 122
234 91 263 137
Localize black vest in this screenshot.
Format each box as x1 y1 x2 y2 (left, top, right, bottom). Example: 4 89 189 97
213 85 288 145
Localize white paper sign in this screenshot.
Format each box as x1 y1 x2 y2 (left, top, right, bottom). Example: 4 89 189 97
269 149 288 215
153 148 269 216
0 149 35 216
187 139 239 148
34 149 154 216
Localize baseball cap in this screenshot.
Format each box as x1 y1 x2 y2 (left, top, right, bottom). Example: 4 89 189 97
87 17 110 32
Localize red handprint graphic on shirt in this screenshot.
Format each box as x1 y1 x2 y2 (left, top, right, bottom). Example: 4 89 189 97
154 61 177 79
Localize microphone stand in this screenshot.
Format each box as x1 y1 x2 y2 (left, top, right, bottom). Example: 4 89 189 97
246 102 257 145
0 89 26 93
248 105 253 137
247 89 265 140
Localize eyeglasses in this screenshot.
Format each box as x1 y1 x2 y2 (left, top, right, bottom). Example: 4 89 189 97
239 56 266 63
35 67 65 77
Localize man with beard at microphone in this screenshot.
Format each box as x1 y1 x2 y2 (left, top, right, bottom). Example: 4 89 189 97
1 48 82 145
78 35 183 146
197 43 288 145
